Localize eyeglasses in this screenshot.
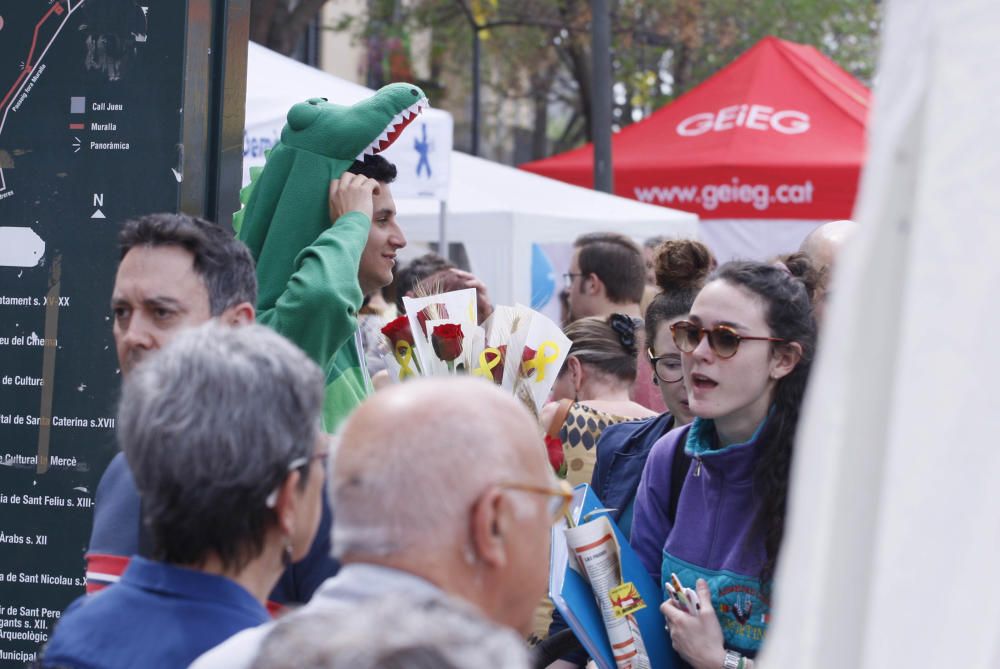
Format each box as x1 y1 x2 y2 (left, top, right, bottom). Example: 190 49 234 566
499 479 574 522
562 272 584 289
647 349 683 383
286 451 330 473
265 450 329 509
670 320 784 360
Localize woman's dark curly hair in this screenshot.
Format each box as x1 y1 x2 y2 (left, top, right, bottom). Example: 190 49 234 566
644 239 716 345
711 261 816 592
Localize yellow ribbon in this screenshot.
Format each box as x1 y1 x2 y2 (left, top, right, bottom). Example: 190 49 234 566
472 347 502 381
522 341 560 382
393 340 416 379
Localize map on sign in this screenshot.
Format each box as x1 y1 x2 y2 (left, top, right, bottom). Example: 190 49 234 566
0 0 152 216
0 2 188 666
2 1 146 188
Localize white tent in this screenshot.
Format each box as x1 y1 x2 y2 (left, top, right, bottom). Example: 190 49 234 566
760 1 1000 667
243 43 699 306
396 153 699 305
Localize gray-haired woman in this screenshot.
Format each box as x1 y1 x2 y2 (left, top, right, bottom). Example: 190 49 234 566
40 322 328 669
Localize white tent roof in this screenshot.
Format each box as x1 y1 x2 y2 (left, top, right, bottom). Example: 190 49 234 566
400 151 693 222
245 42 452 128
396 152 699 305
245 42 451 128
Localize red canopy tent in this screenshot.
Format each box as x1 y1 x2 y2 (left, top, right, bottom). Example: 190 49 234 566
521 36 870 259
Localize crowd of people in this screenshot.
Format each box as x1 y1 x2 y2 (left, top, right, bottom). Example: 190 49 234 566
31 131 857 667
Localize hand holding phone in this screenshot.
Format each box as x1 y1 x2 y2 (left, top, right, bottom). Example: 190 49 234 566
665 572 700 614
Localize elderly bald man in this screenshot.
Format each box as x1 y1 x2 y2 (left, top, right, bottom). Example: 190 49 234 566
192 377 568 669
799 219 859 324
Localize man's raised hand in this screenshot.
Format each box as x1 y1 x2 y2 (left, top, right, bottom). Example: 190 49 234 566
329 173 380 224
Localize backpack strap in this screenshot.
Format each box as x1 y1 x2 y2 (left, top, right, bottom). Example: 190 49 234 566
546 398 575 440
667 427 692 525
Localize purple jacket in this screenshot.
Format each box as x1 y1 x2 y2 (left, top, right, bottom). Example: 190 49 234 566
630 418 771 656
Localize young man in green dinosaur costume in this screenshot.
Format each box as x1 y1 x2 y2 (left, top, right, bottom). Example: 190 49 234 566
235 83 427 432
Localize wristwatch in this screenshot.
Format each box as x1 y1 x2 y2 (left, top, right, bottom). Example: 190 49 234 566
723 650 743 669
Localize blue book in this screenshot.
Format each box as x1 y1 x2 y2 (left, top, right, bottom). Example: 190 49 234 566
549 483 679 669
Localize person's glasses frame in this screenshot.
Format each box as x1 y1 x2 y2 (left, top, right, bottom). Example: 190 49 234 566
562 272 585 289
647 348 684 384
498 479 574 522
265 450 329 509
669 320 785 360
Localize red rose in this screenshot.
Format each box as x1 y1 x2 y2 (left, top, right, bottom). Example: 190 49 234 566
431 323 464 362
416 304 449 336
380 315 415 347
520 345 538 378
472 346 505 383
490 345 507 384
544 434 565 475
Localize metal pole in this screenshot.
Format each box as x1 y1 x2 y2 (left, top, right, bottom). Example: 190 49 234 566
437 200 449 261
210 0 251 227
590 0 613 193
471 27 481 156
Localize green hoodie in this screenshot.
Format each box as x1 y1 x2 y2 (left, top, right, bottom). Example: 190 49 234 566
234 84 427 431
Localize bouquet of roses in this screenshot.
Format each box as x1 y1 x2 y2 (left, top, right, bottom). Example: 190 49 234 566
380 289 570 415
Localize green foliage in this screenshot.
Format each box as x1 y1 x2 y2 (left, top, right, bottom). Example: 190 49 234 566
327 0 881 159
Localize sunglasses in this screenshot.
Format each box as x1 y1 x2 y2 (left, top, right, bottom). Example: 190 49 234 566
670 320 784 359
499 479 574 523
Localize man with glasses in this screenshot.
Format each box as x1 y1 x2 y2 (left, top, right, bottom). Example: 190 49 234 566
565 232 665 412
564 233 645 323
193 377 568 669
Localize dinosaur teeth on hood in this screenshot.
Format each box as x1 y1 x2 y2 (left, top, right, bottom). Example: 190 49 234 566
354 95 430 160
405 98 427 115
355 144 377 160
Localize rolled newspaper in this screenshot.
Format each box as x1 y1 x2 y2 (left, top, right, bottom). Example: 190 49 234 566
564 516 651 669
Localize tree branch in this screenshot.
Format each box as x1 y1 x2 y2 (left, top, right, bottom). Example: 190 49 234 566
452 0 479 28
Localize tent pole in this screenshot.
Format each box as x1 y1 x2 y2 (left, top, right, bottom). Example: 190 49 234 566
590 0 613 193
471 29 481 156
438 200 449 261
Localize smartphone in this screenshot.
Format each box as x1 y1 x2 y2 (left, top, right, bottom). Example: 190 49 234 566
665 572 699 614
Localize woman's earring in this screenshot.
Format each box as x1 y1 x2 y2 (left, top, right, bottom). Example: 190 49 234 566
282 540 294 567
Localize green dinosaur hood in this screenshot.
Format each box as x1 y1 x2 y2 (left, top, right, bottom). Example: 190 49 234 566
235 82 428 311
